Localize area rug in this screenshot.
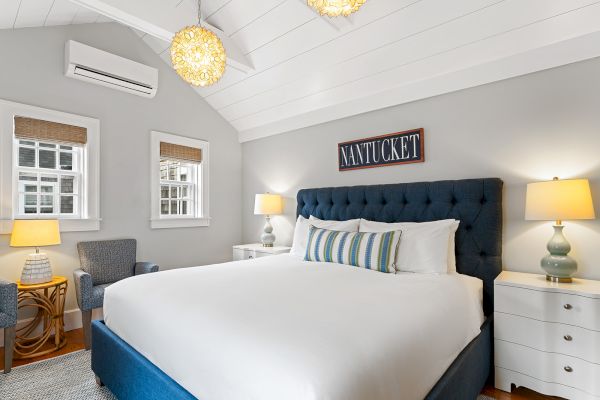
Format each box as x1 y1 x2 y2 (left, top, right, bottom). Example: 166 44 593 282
0 351 115 400
0 350 495 399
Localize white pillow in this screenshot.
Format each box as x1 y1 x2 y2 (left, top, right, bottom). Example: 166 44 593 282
289 215 360 259
359 219 459 274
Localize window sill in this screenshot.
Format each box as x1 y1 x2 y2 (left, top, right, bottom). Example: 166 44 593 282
0 218 101 234
150 217 210 229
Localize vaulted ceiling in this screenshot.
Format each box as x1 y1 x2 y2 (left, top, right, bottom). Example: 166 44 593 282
3 0 600 142
0 0 110 28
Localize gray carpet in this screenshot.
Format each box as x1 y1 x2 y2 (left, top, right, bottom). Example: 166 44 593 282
0 351 115 400
0 350 496 399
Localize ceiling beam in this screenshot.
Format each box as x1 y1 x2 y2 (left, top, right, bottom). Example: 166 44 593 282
69 0 254 73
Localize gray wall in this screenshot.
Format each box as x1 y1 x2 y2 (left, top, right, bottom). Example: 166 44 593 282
242 56 600 280
0 23 242 311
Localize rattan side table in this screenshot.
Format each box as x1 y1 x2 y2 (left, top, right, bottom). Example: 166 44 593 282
15 276 68 359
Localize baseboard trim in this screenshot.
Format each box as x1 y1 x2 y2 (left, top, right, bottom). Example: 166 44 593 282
0 308 103 347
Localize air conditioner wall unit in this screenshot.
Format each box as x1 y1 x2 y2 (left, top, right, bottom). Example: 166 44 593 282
65 40 158 98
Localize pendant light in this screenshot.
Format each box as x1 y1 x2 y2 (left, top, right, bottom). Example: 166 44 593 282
170 0 226 87
307 0 367 17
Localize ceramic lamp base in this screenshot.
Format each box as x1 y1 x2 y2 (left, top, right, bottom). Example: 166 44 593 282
540 224 577 283
260 215 276 247
20 252 53 285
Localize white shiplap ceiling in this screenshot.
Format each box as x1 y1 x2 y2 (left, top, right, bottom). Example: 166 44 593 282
3 1 600 142
0 0 111 29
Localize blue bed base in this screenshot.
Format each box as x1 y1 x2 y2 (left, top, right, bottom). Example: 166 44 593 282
93 178 501 399
92 318 492 400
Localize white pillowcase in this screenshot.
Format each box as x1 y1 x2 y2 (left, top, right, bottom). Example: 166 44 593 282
359 219 459 274
289 215 360 259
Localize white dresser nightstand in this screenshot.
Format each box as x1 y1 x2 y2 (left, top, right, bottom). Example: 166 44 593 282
232 243 291 261
494 271 600 399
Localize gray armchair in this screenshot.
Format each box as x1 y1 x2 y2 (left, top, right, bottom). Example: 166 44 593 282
0 279 17 373
74 239 158 350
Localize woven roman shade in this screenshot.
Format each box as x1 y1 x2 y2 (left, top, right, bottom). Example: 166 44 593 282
14 116 87 145
160 142 202 163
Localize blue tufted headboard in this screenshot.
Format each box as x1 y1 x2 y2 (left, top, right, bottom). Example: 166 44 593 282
296 178 503 316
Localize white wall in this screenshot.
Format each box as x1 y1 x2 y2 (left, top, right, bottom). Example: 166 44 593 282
0 23 242 312
242 56 600 280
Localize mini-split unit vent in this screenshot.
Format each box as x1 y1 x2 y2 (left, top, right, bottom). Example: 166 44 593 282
65 40 158 98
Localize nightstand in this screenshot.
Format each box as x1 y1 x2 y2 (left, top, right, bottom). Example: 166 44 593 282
232 243 291 261
494 271 600 399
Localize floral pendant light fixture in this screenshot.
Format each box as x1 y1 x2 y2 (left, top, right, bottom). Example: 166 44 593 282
307 0 367 17
171 0 226 87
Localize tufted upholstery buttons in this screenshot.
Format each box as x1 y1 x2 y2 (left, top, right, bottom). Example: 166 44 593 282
295 178 503 316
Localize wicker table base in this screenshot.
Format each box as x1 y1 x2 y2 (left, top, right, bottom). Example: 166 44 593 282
15 276 68 359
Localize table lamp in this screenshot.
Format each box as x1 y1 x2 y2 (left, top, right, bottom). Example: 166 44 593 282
254 193 283 247
10 219 61 285
525 178 595 282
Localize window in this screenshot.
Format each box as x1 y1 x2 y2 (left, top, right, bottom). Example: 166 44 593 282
0 100 100 234
159 160 194 217
15 140 82 217
150 131 209 229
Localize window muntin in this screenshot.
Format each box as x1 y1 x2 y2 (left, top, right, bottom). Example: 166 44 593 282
14 139 81 218
159 159 197 217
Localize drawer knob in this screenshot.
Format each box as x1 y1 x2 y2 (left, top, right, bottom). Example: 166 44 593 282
564 366 573 373
563 304 573 310
564 335 573 342
248 255 254 259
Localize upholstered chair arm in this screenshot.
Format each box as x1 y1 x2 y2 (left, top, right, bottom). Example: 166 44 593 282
134 262 159 275
73 269 94 311
0 279 18 327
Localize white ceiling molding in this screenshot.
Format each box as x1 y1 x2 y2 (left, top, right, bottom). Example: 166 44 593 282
69 0 254 73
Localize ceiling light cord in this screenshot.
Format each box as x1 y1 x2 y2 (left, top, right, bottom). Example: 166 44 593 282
197 0 202 27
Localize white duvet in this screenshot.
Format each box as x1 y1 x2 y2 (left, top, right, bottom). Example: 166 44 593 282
104 254 484 400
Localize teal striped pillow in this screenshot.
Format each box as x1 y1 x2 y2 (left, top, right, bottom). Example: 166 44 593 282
304 226 402 273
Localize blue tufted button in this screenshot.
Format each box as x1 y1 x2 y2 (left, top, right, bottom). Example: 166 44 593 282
480 251 486 257
480 198 486 205
425 198 431 205
451 198 457 205
465 225 472 231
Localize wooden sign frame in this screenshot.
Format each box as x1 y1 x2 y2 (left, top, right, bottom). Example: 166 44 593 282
338 128 424 171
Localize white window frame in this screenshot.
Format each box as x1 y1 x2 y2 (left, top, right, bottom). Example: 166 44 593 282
0 99 100 234
150 131 209 229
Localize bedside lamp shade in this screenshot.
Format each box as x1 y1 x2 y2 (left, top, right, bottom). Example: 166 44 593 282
254 194 283 216
10 220 61 285
10 219 61 248
525 178 595 222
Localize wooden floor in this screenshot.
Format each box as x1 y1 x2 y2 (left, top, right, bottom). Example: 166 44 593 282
1 328 553 399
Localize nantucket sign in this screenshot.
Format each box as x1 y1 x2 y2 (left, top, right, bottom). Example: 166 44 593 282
338 128 424 171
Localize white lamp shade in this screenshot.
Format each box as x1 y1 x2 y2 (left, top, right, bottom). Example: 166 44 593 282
254 194 283 215
525 178 595 221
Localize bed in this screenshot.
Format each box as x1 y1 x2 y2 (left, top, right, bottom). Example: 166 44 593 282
91 178 503 400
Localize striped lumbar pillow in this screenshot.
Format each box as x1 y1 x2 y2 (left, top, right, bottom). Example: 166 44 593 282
304 225 402 273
